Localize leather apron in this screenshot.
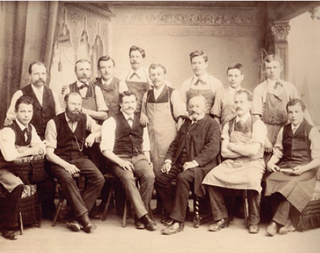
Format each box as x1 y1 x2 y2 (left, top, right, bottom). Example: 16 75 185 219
145 88 177 173
261 91 288 145
186 78 215 114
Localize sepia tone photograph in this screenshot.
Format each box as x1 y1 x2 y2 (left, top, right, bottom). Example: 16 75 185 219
0 1 320 253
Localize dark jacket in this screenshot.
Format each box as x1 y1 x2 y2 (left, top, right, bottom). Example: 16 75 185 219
166 115 220 197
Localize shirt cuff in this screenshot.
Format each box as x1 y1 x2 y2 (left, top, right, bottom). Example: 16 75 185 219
192 160 199 167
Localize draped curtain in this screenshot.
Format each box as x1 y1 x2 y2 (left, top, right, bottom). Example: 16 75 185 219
0 1 59 125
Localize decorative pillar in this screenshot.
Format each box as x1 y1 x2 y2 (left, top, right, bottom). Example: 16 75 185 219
271 20 290 80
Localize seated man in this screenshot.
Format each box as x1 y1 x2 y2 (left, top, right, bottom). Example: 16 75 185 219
45 92 105 233
203 89 267 234
0 96 45 240
265 98 320 236
156 95 220 235
100 90 156 231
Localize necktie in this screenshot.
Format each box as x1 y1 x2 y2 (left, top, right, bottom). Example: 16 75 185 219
23 128 29 142
78 83 88 90
130 72 140 80
194 79 206 86
274 81 283 89
127 117 133 127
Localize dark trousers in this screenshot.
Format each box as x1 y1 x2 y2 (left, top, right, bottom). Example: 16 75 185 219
0 184 24 228
207 186 261 225
113 155 154 219
155 161 196 223
36 178 56 218
50 156 105 219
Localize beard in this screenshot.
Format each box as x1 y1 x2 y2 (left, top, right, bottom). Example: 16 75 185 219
66 109 82 122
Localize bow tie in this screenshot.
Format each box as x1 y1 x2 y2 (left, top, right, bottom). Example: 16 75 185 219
274 81 283 89
194 79 206 86
130 72 140 79
78 84 88 90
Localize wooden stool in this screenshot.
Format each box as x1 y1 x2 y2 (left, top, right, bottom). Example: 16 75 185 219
51 173 84 227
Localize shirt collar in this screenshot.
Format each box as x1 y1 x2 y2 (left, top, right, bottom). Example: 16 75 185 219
121 110 134 120
236 112 251 123
15 119 29 131
153 84 166 96
228 85 242 94
31 84 44 94
292 122 302 131
77 80 88 87
192 72 209 85
102 77 113 86
128 68 145 79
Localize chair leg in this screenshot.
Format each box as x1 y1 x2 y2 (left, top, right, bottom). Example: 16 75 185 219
52 198 64 227
122 196 128 228
101 183 114 221
193 195 200 228
243 190 249 228
19 212 23 235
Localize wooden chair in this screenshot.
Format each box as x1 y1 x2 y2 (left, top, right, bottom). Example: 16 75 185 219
228 189 249 228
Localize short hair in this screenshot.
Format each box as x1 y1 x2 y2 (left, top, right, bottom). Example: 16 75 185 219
227 63 243 74
97 55 115 68
28 62 46 74
119 90 137 104
129 46 146 58
15 95 34 111
149 63 167 74
189 50 208 63
235 89 253 101
286 98 306 112
263 54 283 68
64 92 82 103
74 59 91 71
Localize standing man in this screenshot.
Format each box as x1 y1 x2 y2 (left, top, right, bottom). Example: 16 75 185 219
203 89 267 234
94 56 128 118
180 50 223 115
61 59 108 123
124 46 152 114
265 99 320 236
252 54 313 157
45 92 105 233
156 95 220 235
0 96 45 240
5 61 62 140
100 91 156 231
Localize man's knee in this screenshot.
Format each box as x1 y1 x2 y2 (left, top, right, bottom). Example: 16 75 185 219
176 171 193 184
155 172 171 187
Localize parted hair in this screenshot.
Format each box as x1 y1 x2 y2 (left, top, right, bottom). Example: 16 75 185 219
28 62 46 74
286 98 306 111
98 55 115 68
129 46 146 58
15 95 34 111
149 63 167 74
263 54 283 67
189 50 208 63
226 63 243 74
119 90 137 104
235 89 253 101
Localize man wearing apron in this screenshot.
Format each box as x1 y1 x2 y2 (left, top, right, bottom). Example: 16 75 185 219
252 55 302 158
212 63 244 128
203 89 267 234
94 56 128 118
265 99 320 236
180 50 223 116
124 46 152 115
61 59 108 219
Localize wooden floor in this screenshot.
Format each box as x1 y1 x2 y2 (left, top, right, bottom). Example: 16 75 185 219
1 200 320 253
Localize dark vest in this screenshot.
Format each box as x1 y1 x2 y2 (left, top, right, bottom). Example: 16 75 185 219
53 112 87 160
113 112 144 156
0 121 32 166
278 120 312 168
95 77 121 118
69 82 97 111
21 84 56 139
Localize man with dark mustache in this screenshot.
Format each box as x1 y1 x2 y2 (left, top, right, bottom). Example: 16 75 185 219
203 89 267 234
156 95 220 235
45 92 105 233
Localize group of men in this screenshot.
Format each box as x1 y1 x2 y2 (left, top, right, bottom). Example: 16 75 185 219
0 46 319 241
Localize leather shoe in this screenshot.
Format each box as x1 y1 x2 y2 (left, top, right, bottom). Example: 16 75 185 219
208 218 229 232
163 218 174 226
134 216 145 229
78 213 96 233
66 220 81 232
279 220 296 235
140 214 156 231
161 221 184 235
266 221 279 236
2 229 18 240
248 225 259 234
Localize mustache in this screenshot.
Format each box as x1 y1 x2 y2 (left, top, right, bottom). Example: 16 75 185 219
35 78 45 83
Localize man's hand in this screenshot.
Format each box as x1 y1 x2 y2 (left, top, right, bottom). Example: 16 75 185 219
140 113 149 127
118 160 134 172
85 134 95 148
64 163 80 175
267 161 280 172
292 165 306 176
4 116 15 126
161 162 171 174
183 161 196 171
264 138 273 153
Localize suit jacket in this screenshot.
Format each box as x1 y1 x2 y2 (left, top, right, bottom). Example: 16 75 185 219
166 115 220 197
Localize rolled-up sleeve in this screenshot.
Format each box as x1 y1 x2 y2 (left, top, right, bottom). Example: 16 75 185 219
171 90 187 120
273 127 284 160
95 86 109 112
0 128 20 161
309 127 320 160
100 118 116 152
86 115 101 133
142 127 150 152
252 120 267 146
